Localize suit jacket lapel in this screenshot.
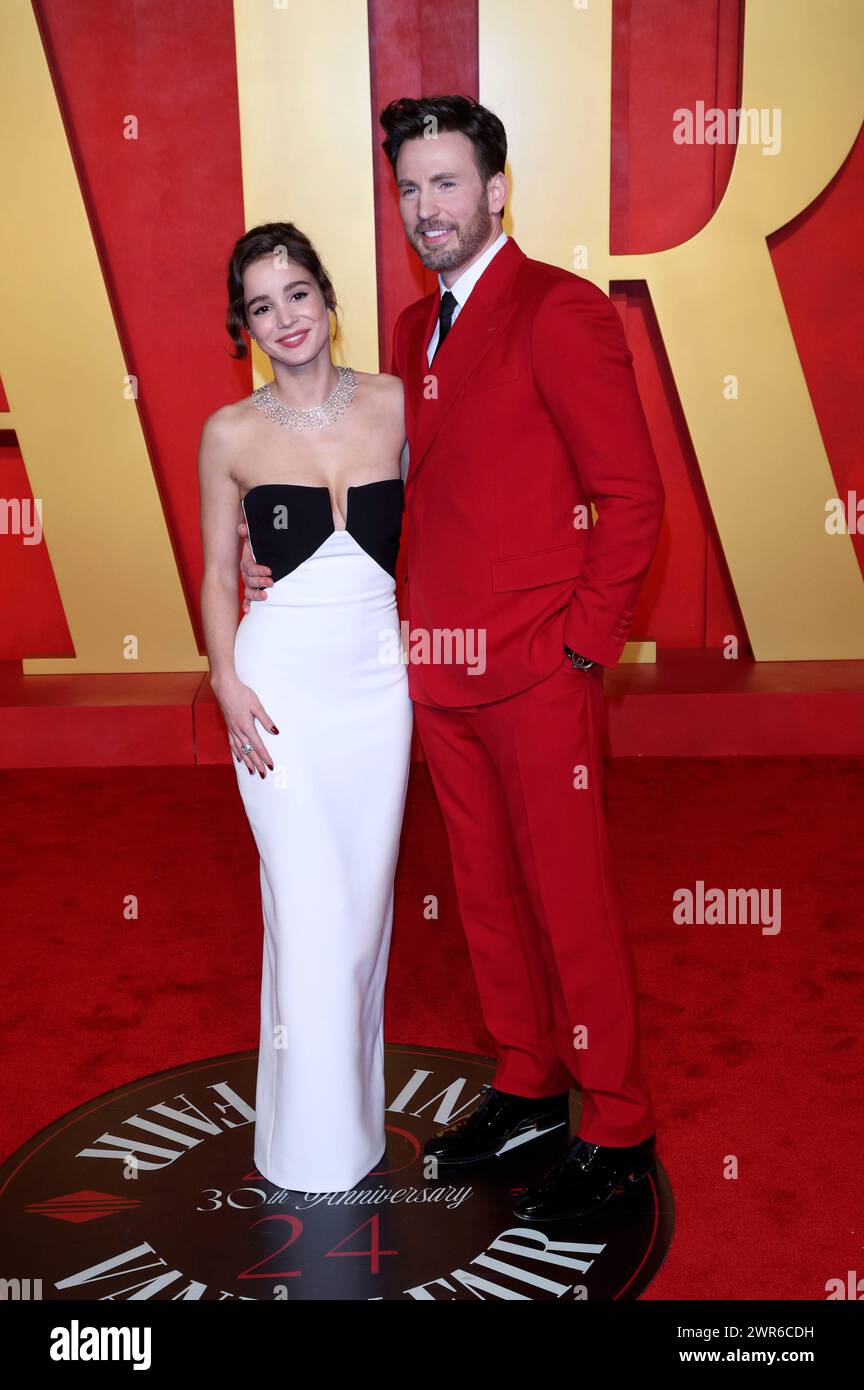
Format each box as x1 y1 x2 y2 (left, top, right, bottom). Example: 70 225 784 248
405 237 524 482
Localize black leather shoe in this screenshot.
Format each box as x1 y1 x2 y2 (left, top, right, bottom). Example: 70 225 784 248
512 1133 657 1221
423 1083 570 1168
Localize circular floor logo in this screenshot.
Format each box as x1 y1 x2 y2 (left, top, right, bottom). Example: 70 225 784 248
0 1046 673 1300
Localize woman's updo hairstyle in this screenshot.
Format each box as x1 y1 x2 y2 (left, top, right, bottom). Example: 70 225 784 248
225 221 339 359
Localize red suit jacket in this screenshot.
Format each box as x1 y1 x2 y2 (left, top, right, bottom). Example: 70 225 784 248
391 236 664 707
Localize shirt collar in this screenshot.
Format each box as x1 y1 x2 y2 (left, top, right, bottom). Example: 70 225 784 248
438 230 508 308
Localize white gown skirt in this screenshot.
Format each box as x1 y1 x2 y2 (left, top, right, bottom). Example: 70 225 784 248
232 529 412 1192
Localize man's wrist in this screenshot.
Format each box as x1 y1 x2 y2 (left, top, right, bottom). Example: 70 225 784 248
563 644 597 670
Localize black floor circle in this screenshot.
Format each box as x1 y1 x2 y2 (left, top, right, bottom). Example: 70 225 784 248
0 1045 673 1301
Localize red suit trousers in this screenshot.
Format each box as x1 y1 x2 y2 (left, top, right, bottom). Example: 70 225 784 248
412 655 656 1147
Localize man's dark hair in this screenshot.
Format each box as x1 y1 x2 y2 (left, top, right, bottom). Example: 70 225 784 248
379 95 507 189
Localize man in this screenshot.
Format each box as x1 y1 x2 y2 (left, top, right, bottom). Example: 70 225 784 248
241 95 664 1221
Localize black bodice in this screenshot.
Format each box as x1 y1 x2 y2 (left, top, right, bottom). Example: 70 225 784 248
241 478 403 582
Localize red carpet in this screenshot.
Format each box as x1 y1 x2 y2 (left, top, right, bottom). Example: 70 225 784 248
2 756 861 1300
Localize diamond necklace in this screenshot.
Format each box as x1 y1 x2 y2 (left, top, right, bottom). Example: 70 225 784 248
251 365 357 432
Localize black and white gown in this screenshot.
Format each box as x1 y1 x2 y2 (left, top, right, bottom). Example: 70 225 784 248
233 478 412 1192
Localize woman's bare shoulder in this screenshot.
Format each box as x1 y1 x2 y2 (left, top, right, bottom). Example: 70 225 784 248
355 369 402 391
354 371 404 420
198 400 259 497
353 370 403 393
199 397 258 473
202 395 257 438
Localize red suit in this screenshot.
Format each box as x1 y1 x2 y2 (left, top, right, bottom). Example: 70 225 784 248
392 236 664 1146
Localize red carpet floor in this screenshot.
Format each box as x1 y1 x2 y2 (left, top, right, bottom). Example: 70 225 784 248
1 755 862 1300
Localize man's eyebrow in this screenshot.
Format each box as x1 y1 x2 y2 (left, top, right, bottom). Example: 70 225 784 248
396 171 460 186
246 280 310 308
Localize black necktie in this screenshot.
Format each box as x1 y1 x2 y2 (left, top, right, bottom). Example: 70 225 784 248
432 290 457 362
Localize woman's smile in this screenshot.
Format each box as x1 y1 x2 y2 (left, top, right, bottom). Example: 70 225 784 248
275 328 311 348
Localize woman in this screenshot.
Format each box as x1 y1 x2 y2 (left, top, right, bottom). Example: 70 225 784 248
198 222 412 1192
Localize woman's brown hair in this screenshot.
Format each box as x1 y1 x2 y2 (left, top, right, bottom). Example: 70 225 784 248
225 222 339 360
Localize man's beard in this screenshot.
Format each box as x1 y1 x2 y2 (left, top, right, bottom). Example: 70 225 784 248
412 200 494 272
